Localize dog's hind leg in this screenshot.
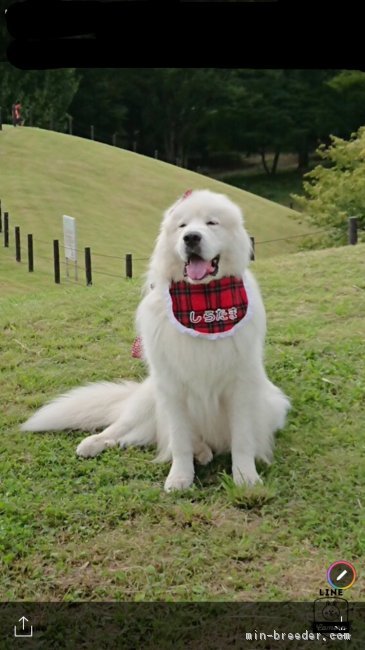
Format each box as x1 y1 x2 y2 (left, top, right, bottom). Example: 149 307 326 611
119 421 156 449
76 378 156 458
194 440 213 465
76 417 156 458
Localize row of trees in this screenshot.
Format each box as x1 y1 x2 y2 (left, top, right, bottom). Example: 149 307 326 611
1 66 365 173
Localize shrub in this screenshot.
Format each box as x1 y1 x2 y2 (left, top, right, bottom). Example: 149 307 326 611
292 127 365 246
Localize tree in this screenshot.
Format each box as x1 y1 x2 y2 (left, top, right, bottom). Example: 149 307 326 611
281 69 340 171
0 65 80 129
68 69 127 142
67 68 256 165
140 68 226 166
39 66 365 176
326 70 365 138
292 126 365 246
207 69 338 175
245 70 293 175
199 69 291 174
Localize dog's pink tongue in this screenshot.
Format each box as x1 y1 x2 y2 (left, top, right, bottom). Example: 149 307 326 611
186 259 214 281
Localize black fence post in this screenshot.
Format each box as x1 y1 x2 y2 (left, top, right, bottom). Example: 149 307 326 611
112 133 117 146
126 253 132 279
68 115 73 135
4 212 9 247
85 247 92 286
348 216 358 245
15 226 21 262
28 234 34 272
250 236 255 261
91 125 94 140
53 239 60 284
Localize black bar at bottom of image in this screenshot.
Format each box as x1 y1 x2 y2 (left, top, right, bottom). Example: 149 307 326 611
0 602 364 648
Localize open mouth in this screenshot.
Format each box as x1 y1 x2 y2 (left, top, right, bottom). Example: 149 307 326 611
184 255 220 281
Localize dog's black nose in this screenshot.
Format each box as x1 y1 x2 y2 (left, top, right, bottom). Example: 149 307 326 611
183 232 202 248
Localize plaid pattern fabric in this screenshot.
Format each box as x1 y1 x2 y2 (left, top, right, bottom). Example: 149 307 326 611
131 336 144 359
169 276 249 335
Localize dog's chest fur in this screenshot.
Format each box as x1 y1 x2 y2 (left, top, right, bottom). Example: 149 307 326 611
136 279 262 451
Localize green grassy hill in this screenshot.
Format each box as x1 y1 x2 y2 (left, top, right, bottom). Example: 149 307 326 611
0 125 310 288
1 243 364 602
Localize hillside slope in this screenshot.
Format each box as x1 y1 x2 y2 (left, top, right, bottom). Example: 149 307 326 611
0 125 309 281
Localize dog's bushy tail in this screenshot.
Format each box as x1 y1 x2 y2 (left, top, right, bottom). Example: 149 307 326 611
21 381 139 432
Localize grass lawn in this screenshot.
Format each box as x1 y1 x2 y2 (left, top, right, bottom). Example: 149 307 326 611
1 243 364 602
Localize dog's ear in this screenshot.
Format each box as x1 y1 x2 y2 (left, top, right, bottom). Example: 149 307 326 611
168 189 194 216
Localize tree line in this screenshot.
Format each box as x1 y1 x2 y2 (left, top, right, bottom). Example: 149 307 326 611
1 66 365 174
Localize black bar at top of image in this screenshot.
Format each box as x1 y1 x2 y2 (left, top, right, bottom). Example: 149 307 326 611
5 1 96 39
4 1 363 69
5 1 166 40
3 0 288 69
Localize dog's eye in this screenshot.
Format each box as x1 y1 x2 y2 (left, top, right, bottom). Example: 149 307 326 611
178 223 186 229
206 221 218 226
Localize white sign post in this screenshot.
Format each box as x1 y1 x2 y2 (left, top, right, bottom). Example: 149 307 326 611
63 215 77 280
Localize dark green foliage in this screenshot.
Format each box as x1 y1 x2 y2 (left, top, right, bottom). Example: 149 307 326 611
292 126 365 246
0 65 80 129
3 65 365 175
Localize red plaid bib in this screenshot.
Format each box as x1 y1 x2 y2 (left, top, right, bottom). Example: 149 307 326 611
166 274 251 339
131 336 144 359
131 275 252 357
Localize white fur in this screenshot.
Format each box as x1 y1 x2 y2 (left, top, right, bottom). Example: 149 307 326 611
22 189 290 491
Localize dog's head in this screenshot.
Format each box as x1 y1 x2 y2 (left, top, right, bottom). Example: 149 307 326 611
148 189 252 286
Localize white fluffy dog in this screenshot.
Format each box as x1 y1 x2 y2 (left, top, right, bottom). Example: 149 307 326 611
22 189 290 491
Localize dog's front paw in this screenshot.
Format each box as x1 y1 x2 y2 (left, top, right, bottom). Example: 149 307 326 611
232 463 263 486
164 471 194 492
76 435 116 458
